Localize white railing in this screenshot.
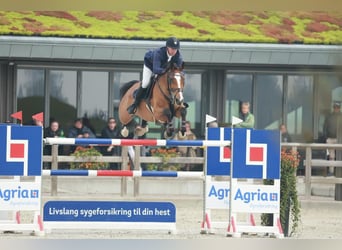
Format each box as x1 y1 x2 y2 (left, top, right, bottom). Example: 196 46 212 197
282 143 342 199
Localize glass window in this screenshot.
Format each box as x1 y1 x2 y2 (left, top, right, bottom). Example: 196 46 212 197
316 74 342 140
80 71 109 136
17 69 44 124
224 74 253 124
255 75 283 129
184 73 202 135
286 75 314 141
113 71 141 119
112 71 143 134
49 70 77 133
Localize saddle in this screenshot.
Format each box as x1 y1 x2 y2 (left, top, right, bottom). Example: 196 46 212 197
133 75 158 112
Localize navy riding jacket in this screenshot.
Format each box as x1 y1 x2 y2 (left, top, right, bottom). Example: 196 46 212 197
144 46 183 75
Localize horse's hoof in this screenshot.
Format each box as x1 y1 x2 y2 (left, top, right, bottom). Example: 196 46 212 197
177 130 186 139
121 127 129 137
164 130 174 139
135 126 145 137
135 125 148 137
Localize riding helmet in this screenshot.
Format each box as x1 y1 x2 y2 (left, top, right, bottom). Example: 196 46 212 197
166 37 180 49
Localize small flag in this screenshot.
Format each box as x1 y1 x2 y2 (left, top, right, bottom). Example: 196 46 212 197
10 111 23 122
32 112 44 123
205 114 217 124
232 116 243 126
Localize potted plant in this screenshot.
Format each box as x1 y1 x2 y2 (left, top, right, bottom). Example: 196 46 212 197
261 149 301 237
147 147 180 171
70 146 108 170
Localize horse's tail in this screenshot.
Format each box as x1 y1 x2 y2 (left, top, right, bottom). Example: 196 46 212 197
120 80 139 99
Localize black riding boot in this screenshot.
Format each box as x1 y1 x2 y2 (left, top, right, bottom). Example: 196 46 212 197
127 87 146 114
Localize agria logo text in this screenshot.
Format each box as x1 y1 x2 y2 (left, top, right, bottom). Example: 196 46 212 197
0 186 39 201
208 185 278 204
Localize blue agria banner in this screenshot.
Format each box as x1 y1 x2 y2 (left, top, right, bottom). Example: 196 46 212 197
44 201 176 222
207 128 280 179
0 124 42 176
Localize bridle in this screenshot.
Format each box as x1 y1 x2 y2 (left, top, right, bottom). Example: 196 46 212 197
157 69 185 106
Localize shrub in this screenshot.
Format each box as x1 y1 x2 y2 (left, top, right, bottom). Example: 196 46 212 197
70 146 108 170
261 149 301 237
147 147 180 171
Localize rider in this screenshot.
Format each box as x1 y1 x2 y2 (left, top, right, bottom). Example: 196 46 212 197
127 36 183 115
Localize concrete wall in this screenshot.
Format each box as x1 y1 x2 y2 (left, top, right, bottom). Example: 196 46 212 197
42 176 334 198
42 176 204 198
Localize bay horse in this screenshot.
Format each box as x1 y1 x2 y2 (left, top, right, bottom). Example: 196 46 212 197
118 63 188 138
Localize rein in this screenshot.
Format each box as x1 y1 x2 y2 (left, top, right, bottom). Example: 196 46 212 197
156 71 183 106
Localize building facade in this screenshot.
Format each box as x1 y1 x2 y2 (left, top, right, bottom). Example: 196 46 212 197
0 36 341 141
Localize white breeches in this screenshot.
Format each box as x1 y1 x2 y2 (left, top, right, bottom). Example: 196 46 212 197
142 65 153 88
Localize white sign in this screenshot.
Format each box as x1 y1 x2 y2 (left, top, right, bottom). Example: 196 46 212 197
0 181 41 210
206 181 230 209
206 181 280 213
231 183 280 213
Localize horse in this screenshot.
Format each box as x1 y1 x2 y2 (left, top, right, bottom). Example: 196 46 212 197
118 63 188 139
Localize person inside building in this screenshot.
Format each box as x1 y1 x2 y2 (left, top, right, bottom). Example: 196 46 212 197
33 118 44 127
82 116 97 137
174 121 199 171
100 117 121 170
67 118 96 154
280 123 292 143
44 119 65 169
127 37 183 115
44 119 65 138
323 101 342 176
68 118 96 139
235 101 255 129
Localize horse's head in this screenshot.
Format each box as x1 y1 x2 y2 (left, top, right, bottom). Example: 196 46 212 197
166 63 185 106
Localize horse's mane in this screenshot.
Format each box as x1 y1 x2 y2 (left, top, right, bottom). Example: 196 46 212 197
120 80 139 99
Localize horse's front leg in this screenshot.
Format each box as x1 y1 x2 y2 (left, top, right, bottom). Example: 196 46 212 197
162 109 174 139
135 119 149 137
178 107 187 138
121 126 130 138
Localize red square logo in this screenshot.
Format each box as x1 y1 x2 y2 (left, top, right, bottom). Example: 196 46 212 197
223 147 231 159
10 143 25 158
249 147 263 162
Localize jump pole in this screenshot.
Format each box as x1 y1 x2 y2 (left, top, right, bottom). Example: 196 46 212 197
44 138 230 147
42 169 203 178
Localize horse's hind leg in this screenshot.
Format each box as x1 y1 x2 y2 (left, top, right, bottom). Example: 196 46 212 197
164 121 175 139
135 119 149 137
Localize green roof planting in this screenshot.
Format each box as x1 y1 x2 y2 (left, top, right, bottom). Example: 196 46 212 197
0 11 341 45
